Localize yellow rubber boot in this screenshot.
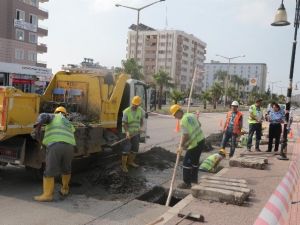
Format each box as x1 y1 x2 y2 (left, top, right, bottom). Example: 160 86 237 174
128 153 139 168
60 174 71 196
121 155 128 173
34 177 54 202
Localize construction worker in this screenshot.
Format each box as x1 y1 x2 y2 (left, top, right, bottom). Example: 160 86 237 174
220 101 243 157
170 104 205 189
31 106 76 202
199 149 226 173
121 96 145 173
247 98 264 151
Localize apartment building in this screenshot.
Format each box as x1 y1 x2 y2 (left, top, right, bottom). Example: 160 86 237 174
204 61 267 94
126 24 207 93
0 0 51 93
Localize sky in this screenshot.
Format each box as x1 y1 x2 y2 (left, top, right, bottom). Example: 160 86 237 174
40 0 299 95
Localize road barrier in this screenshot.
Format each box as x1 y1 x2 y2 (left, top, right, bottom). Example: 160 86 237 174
253 137 300 225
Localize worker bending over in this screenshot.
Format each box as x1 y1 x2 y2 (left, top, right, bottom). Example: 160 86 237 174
121 96 145 173
199 149 226 173
32 106 76 202
170 104 205 189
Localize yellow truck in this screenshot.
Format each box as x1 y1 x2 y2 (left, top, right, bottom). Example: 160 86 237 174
0 71 149 175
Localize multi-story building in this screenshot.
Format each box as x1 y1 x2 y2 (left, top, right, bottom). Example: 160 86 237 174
126 24 207 93
0 0 51 93
204 61 267 95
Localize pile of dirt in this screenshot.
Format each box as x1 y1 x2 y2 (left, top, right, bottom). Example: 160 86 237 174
137 147 177 170
88 168 147 194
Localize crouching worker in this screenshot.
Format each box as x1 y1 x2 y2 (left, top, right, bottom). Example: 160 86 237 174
199 149 226 173
121 96 145 173
170 104 205 189
31 106 76 202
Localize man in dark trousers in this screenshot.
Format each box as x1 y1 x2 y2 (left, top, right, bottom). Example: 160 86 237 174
170 104 205 189
32 106 76 202
247 98 264 151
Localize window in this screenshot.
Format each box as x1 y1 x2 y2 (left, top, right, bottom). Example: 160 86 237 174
28 51 37 61
29 14 38 25
30 0 38 7
29 32 37 43
16 10 25 21
16 29 24 41
15 49 24 60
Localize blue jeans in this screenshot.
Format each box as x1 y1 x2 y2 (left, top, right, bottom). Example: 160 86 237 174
221 130 237 157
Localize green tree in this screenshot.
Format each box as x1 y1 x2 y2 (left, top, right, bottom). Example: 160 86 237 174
169 90 185 104
227 86 238 102
200 90 212 109
210 82 224 109
119 58 144 80
153 70 173 109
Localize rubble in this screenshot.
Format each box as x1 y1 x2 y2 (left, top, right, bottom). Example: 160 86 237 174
229 156 268 170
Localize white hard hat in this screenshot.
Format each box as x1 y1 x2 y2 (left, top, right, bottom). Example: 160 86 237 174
231 101 239 107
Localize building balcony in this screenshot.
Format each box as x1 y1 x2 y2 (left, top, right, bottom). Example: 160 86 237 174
36 61 47 68
37 43 47 53
37 25 48 36
38 7 49 20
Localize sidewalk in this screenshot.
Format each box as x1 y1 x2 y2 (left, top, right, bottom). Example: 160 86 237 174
153 144 295 225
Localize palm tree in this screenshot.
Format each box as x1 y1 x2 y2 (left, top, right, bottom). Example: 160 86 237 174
169 90 185 104
153 70 173 109
210 82 224 109
119 58 144 80
200 90 212 109
227 86 238 102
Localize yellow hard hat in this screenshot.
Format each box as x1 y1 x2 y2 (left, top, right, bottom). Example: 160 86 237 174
132 96 141 106
54 106 67 114
170 104 181 116
219 148 226 156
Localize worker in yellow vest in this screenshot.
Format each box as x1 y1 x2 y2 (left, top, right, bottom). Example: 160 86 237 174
31 106 76 202
121 96 145 173
170 104 205 189
220 101 243 157
247 98 264 151
199 149 226 173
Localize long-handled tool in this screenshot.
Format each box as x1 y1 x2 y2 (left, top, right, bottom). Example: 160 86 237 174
165 68 200 206
110 133 141 147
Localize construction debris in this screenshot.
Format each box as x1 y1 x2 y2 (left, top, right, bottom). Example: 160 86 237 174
191 176 251 205
229 156 268 170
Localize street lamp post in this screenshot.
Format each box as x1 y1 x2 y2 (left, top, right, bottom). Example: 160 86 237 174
215 54 245 107
116 0 165 60
271 0 300 160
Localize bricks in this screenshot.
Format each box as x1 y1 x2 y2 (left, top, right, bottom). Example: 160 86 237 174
229 156 268 170
192 176 251 205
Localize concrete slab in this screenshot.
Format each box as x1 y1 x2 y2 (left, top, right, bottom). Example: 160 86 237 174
201 175 247 184
229 157 267 170
199 178 248 188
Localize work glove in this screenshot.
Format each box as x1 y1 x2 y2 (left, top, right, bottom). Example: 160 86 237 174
126 131 131 139
176 147 184 156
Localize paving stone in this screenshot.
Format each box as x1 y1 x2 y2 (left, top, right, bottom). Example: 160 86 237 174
199 182 251 195
241 156 268 164
229 157 267 170
199 178 248 188
191 185 247 205
201 175 247 184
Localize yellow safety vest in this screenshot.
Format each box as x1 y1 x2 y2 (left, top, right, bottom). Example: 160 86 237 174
42 114 76 146
181 113 204 150
199 153 221 172
248 104 261 124
122 107 142 135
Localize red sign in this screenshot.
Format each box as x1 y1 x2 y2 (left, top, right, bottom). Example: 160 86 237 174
12 78 34 84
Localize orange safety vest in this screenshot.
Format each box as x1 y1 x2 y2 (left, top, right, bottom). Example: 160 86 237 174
224 111 243 135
